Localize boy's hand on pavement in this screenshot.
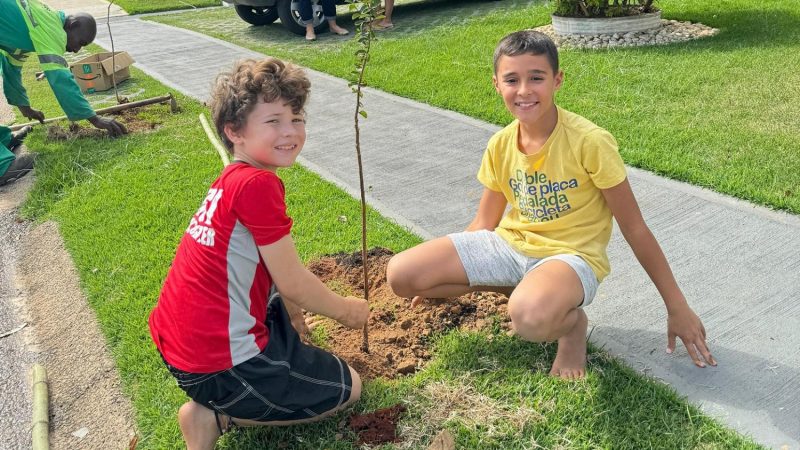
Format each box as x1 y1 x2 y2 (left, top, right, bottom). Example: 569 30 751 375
19 105 45 123
667 304 716 368
337 297 369 329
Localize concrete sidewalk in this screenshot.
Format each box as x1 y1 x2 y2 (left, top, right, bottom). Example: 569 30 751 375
94 17 799 448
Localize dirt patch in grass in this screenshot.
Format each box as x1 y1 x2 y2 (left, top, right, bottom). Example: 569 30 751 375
398 379 544 448
46 108 163 140
348 404 407 446
307 248 511 380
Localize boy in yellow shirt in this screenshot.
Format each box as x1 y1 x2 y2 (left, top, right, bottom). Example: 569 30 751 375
386 30 715 378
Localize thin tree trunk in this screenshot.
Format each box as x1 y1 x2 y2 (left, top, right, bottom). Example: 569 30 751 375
353 36 373 354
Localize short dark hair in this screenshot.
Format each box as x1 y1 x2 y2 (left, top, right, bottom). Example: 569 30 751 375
493 30 559 74
65 13 97 42
210 58 311 152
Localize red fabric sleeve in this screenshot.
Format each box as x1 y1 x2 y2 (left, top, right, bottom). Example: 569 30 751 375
234 172 293 246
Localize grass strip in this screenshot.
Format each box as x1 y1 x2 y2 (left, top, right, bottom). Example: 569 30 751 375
15 45 761 448
112 0 219 15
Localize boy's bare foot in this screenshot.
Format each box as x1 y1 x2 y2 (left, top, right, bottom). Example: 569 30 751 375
178 401 222 450
549 308 588 379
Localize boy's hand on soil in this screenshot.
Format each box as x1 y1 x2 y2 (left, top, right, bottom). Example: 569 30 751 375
667 305 716 368
290 311 310 339
305 316 324 332
295 315 327 343
338 297 369 329
410 296 426 307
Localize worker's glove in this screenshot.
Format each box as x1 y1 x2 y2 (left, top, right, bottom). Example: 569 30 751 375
18 105 45 123
88 115 128 138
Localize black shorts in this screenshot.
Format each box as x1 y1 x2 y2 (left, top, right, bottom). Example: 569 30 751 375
163 292 353 422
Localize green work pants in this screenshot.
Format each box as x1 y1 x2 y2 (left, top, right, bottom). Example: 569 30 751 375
0 124 14 177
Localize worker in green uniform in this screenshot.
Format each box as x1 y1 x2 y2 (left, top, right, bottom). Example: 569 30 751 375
1 0 127 186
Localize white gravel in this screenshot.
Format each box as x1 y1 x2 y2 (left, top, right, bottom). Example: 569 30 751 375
535 19 719 49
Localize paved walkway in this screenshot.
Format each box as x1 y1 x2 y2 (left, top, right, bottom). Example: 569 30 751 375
89 16 800 448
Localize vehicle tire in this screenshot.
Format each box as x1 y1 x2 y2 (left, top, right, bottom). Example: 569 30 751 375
235 5 280 25
277 0 329 36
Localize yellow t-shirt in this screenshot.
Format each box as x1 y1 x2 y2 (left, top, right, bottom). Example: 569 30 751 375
477 106 627 281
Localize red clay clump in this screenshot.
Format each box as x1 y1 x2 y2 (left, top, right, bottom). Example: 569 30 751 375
348 404 407 446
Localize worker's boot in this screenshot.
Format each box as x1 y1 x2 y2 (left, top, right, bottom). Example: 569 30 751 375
0 152 35 187
9 125 32 154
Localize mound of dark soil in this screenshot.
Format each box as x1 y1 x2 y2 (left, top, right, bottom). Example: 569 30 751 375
307 248 511 379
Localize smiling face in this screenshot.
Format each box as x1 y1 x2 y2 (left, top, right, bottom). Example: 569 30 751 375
224 99 307 172
493 53 563 126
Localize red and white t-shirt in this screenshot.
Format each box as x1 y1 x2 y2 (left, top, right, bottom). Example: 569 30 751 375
149 163 292 373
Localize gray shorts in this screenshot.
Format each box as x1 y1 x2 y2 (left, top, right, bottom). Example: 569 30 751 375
448 230 600 307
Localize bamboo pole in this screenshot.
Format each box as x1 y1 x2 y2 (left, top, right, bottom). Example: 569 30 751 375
199 113 230 167
9 93 176 131
31 364 49 450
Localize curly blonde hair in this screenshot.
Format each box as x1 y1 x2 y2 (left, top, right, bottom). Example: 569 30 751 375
209 58 311 152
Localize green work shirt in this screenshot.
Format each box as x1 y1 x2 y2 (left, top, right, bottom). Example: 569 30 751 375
0 0 94 121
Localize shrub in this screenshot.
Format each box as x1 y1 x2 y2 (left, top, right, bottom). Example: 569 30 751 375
553 0 657 18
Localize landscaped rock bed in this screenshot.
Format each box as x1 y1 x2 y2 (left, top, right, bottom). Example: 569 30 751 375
535 19 719 49
306 248 511 380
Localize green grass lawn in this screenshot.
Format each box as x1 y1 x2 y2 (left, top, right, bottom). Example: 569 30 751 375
113 0 219 15
13 44 763 449
150 0 800 215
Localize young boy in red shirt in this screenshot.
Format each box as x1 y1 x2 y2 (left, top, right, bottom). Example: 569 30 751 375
149 58 369 449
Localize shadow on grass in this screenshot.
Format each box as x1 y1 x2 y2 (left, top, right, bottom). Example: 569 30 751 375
575 5 800 56
236 0 541 45
168 0 800 61
669 6 800 49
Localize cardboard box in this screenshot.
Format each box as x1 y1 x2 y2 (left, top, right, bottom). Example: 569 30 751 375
69 51 135 93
